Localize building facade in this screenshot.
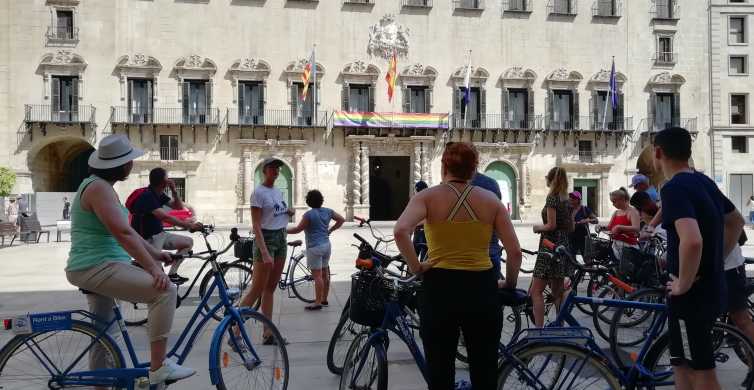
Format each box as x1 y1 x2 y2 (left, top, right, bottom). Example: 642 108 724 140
0 0 709 224
709 0 754 217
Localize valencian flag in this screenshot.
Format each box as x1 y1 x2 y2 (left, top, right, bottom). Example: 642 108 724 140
385 50 397 103
300 48 315 102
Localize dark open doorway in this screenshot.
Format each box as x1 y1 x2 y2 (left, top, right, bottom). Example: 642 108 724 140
369 156 410 221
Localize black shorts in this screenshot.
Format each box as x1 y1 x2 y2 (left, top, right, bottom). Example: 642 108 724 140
726 266 749 313
667 300 717 370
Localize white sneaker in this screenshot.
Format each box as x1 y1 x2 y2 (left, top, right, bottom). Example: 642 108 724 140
149 357 196 384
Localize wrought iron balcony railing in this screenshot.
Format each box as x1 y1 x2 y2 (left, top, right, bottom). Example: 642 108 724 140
455 0 483 10
46 26 79 41
654 51 677 65
592 0 621 17
25 104 95 124
227 108 329 127
402 0 433 7
641 117 697 133
545 116 632 131
110 107 220 125
503 0 533 12
159 147 180 161
343 0 373 3
547 0 577 15
650 0 678 20
451 114 544 130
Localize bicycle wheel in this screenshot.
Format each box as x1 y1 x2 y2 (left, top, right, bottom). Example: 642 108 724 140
643 322 754 390
215 309 289 390
498 343 621 389
200 263 253 321
327 298 367 375
290 254 316 304
120 300 148 326
0 320 125 390
339 331 388 390
591 285 625 342
608 288 666 370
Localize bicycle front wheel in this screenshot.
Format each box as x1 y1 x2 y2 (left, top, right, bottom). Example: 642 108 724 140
290 255 316 304
215 310 289 390
498 343 621 390
200 262 253 320
0 320 125 390
339 331 388 390
327 298 367 375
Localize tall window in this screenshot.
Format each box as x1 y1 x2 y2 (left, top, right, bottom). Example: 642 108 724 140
407 86 430 113
506 88 529 128
578 141 593 163
597 0 617 16
55 10 74 39
292 82 315 125
731 94 748 124
552 90 574 130
128 79 153 124
731 56 748 74
730 17 747 44
160 135 179 161
732 136 748 153
349 85 371 112
508 0 528 11
594 90 624 130
654 93 678 130
238 81 264 125
655 0 674 19
51 76 78 122
182 80 211 124
168 178 186 201
553 0 575 14
657 36 674 64
459 87 481 127
457 0 481 8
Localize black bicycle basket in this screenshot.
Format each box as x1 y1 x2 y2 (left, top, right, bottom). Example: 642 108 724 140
234 237 254 260
349 271 393 327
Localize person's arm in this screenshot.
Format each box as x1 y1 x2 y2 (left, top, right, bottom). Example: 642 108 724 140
329 211 345 234
723 210 746 259
648 206 663 229
166 179 184 211
152 207 201 231
670 218 703 295
534 208 556 233
251 206 272 263
495 204 522 289
286 215 309 235
394 193 429 275
85 181 170 290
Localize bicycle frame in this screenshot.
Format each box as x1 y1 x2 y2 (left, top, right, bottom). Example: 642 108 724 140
278 247 308 291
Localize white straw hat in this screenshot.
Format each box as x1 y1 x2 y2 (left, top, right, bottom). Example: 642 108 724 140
88 134 144 169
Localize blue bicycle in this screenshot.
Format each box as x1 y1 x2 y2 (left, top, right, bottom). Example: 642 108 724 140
0 226 289 390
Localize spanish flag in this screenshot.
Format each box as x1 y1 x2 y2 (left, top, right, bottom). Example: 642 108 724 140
385 50 397 103
300 48 315 102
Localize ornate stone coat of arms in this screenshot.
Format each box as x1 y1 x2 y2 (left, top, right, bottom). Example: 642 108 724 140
367 15 410 60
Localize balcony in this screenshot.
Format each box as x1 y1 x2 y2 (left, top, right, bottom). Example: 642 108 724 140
654 52 677 66
546 116 632 131
650 0 678 21
46 26 79 42
592 0 621 18
159 147 180 161
25 104 95 124
641 117 697 133
451 114 544 130
110 107 220 125
503 0 533 13
402 0 432 7
547 0 577 15
454 0 483 10
227 108 329 127
343 0 373 3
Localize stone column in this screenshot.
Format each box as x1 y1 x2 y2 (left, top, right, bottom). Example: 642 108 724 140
520 155 529 207
413 143 422 190
294 154 304 206
243 149 253 205
360 145 370 206
421 142 430 184
352 144 362 205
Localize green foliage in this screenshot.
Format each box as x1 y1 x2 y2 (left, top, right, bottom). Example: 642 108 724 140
0 167 16 197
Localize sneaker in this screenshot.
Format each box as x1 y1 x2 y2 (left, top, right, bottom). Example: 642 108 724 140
168 274 189 285
149 358 196 384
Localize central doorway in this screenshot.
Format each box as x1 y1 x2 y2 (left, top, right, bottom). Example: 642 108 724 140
369 156 410 221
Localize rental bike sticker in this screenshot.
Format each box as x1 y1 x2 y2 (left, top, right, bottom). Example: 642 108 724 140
28 312 73 333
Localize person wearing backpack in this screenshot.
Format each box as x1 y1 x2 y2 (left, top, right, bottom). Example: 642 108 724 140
128 168 202 284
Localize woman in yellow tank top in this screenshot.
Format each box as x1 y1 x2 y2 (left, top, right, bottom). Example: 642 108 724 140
394 142 523 390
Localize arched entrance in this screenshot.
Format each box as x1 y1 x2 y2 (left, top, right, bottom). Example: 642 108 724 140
485 161 518 219
30 138 94 192
254 162 293 208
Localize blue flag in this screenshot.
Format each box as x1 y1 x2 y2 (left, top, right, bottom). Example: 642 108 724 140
609 59 618 110
462 63 471 105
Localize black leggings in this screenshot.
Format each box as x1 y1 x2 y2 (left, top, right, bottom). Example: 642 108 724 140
418 268 502 390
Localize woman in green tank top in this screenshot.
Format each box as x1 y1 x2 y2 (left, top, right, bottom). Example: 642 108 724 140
65 134 195 385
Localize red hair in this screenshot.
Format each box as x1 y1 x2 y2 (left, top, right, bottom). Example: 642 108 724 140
442 142 479 180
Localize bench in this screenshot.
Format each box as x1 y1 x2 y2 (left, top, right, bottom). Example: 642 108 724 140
18 214 50 243
0 222 17 247
56 220 71 242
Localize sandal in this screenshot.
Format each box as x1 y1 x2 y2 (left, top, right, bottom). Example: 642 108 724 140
305 304 323 311
262 335 288 346
321 301 329 306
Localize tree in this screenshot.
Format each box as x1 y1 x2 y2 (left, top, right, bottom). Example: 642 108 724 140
0 167 16 197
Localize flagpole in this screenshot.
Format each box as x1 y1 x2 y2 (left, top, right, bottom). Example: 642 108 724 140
601 56 614 130
464 50 471 129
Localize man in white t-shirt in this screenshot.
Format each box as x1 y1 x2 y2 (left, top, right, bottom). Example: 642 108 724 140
724 235 754 358
238 157 294 345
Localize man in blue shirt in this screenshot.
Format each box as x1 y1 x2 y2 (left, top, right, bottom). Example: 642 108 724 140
471 172 503 278
630 174 660 203
653 127 745 390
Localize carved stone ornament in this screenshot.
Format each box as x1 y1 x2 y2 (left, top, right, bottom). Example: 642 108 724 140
240 58 259 71
345 60 368 74
452 65 489 80
406 63 424 76
367 14 410 60
230 58 271 81
592 69 626 83
649 72 685 85
132 54 147 66
550 68 570 81
39 50 86 72
186 55 203 68
53 50 74 64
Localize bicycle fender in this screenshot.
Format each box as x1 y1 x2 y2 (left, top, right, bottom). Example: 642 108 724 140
208 308 253 385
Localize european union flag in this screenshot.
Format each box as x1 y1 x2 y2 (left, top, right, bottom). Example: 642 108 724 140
609 59 618 110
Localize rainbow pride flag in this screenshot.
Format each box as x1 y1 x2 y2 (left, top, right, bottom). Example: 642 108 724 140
333 111 449 129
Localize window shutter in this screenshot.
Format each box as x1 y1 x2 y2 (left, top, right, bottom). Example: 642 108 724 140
546 89 553 129
146 80 153 121
590 92 596 130
649 92 657 131
205 81 212 113
453 87 461 124
258 82 266 112
238 82 245 119
342 83 350 111
672 93 681 127
51 77 61 114
71 77 79 115
424 88 432 114
128 79 135 114
182 81 190 118
480 87 487 127
502 88 509 125
402 87 410 113
368 84 375 112
616 92 624 130
573 90 580 130
527 89 534 129
290 83 299 125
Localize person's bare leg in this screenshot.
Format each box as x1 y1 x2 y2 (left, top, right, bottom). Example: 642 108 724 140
731 309 754 345
261 258 285 336
672 365 694 390
688 368 721 390
530 277 548 328
549 277 565 314
239 261 271 308
322 266 331 303
150 339 167 371
310 268 324 305
168 236 193 275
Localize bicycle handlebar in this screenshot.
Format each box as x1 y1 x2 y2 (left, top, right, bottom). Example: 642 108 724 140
541 239 610 276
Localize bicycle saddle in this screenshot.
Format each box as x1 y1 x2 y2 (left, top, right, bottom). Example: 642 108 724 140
287 240 303 247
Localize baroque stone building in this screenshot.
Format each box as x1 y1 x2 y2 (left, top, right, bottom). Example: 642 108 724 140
0 0 709 224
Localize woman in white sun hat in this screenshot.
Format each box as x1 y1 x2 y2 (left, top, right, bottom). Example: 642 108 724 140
64 134 195 385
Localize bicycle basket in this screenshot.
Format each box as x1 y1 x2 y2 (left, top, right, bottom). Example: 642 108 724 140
234 237 254 260
584 234 611 264
349 271 393 327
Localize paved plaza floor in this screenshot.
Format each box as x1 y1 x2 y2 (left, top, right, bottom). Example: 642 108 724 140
0 223 753 389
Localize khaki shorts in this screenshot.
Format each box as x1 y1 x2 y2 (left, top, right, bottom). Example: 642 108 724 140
253 229 287 261
148 231 184 251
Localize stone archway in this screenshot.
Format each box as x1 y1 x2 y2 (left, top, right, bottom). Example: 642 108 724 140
484 161 518 219
29 137 94 192
253 161 294 210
